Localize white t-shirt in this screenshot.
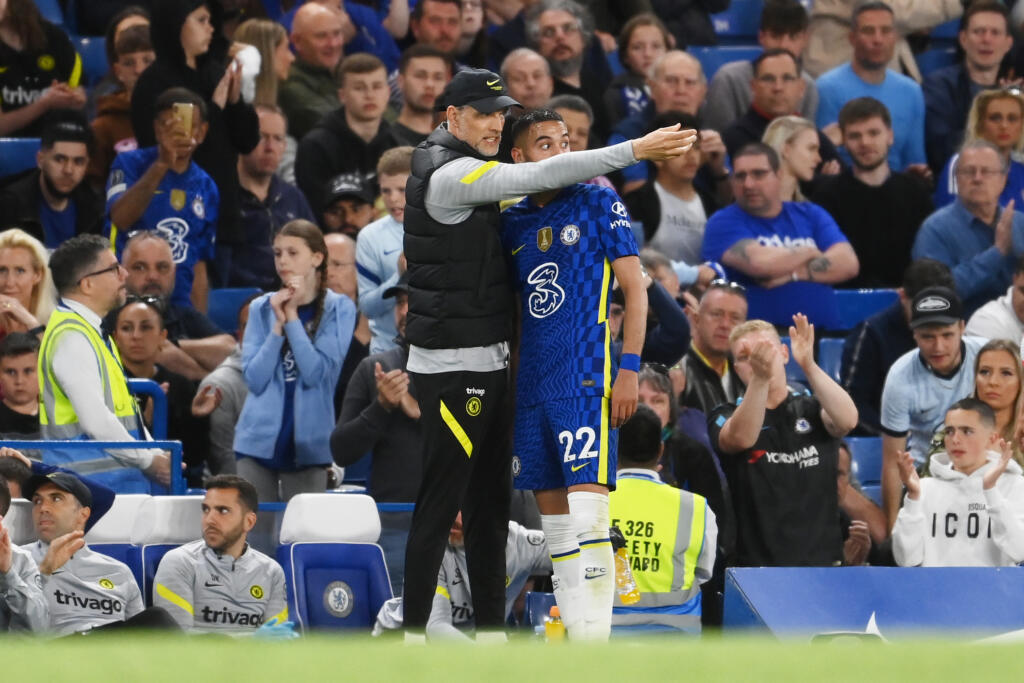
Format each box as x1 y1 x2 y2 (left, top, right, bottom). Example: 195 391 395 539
880 336 986 464
648 182 706 265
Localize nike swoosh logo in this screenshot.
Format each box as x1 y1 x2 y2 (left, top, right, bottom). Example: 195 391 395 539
571 462 590 472
584 569 606 580
512 244 526 255
487 78 500 86
204 581 220 588
384 248 400 255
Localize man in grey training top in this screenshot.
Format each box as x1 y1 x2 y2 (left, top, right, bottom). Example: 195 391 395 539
400 67 696 641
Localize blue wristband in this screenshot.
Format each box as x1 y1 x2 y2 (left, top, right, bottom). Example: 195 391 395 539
620 353 641 372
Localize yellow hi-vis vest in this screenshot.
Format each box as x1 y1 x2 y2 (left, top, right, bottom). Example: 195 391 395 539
37 306 149 490
609 470 716 632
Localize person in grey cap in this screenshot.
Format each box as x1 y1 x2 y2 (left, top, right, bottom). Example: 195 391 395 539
880 286 988 529
21 471 146 635
400 65 696 641
1 472 48 632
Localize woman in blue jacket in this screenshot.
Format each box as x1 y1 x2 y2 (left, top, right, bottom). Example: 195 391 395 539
234 219 355 501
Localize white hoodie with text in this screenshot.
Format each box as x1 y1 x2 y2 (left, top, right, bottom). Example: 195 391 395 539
893 451 1024 567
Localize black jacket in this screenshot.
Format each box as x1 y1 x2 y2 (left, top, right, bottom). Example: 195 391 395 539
332 345 422 503
294 108 398 218
0 168 103 243
403 126 513 349
131 0 260 247
680 343 745 415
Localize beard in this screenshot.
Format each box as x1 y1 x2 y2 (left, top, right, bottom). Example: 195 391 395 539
853 153 887 172
42 171 73 200
549 53 584 80
406 96 435 115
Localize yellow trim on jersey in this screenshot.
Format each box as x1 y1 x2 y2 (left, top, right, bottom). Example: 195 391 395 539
460 161 498 184
269 606 290 624
155 583 194 615
440 400 473 457
68 53 83 88
598 395 610 485
682 500 707 590
599 258 612 395
436 585 450 600
108 224 119 253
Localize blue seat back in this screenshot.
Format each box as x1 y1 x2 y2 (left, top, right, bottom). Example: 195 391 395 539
277 542 393 631
691 46 762 81
208 287 261 334
33 0 64 26
260 0 284 23
931 19 960 42
779 336 806 387
710 0 762 42
818 338 844 384
846 436 883 486
74 37 109 86
523 591 556 628
916 48 957 78
91 543 143 592
860 484 882 506
343 453 372 485
0 138 41 179
140 543 179 606
834 289 898 331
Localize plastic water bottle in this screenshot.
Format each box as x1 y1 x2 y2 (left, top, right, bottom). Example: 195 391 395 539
610 526 641 605
544 605 566 641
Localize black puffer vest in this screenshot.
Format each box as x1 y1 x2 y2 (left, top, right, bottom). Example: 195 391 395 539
403 126 513 349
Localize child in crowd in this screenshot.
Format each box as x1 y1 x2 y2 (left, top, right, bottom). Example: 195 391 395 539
0 332 40 441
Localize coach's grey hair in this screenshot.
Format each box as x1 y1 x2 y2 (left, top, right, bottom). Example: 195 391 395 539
524 0 594 48
956 139 1010 175
499 47 551 81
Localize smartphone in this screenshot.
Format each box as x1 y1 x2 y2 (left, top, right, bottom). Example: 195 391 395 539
172 102 194 135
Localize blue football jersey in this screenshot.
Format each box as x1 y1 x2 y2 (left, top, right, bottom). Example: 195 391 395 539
105 147 219 308
501 183 638 407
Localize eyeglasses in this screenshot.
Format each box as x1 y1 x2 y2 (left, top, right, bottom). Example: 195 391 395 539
78 262 123 283
540 21 581 39
708 279 746 293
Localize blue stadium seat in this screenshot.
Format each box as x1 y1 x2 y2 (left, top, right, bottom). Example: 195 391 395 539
86 494 151 590
818 338 844 384
260 0 284 23
607 50 624 77
523 591 556 628
710 0 762 42
779 336 807 387
691 45 762 81
846 436 883 486
342 453 372 485
74 37 108 86
834 289 898 331
208 287 261 334
931 19 960 42
0 138 41 179
860 484 882 506
276 494 392 631
131 496 203 605
32 0 64 26
916 48 957 78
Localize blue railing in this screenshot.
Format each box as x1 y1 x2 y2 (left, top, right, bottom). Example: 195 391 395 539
2 439 185 494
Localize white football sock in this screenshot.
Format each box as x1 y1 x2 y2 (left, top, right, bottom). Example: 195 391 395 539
540 513 584 637
568 491 613 641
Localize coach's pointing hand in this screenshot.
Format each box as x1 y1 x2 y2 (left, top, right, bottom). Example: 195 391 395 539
632 124 699 162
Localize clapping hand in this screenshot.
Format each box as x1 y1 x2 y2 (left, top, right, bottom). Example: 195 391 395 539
191 385 223 417
983 438 1015 491
38 530 85 575
896 450 921 500
788 313 815 371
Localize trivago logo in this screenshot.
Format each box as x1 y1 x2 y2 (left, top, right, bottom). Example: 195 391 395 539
53 589 123 615
200 605 264 627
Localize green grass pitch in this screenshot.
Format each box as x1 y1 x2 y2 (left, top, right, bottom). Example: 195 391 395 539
3 634 1023 682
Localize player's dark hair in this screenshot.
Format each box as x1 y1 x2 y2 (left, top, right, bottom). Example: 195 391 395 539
399 43 454 75
0 474 10 516
960 0 1009 33
205 474 259 513
154 87 208 124
752 48 799 76
278 220 328 338
948 397 996 429
50 234 112 296
0 456 31 513
40 110 94 155
0 331 40 360
760 0 809 35
619 404 663 468
902 259 955 299
838 96 892 131
509 108 565 149
852 1 893 29
733 142 781 172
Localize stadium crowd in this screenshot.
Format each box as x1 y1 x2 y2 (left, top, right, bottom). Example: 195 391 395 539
4 0 1024 640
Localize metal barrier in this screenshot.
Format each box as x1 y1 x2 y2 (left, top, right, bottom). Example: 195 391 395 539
126 378 168 439
2 439 185 494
